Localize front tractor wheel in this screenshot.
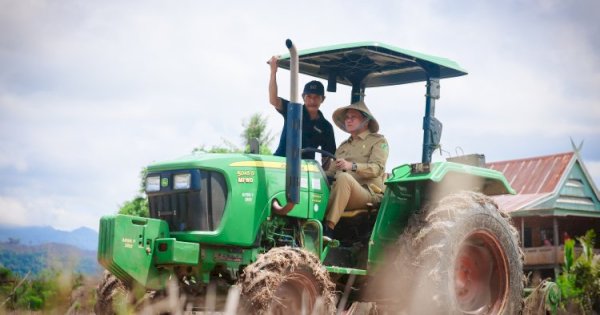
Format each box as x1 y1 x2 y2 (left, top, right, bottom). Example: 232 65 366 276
391 191 524 314
95 271 131 315
239 247 336 315
95 271 154 315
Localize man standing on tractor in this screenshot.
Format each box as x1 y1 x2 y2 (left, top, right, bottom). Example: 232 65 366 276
269 56 336 163
323 101 388 239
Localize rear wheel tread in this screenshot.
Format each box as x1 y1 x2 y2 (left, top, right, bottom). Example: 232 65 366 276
391 191 524 314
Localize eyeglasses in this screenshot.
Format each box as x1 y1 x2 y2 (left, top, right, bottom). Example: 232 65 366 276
345 114 363 121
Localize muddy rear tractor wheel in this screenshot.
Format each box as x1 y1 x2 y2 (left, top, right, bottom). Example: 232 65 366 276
392 191 524 314
239 247 336 315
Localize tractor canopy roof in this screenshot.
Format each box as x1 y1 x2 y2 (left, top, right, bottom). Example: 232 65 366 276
277 41 467 88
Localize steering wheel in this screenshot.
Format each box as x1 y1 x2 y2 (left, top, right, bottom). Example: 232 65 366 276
301 147 336 160
301 148 337 185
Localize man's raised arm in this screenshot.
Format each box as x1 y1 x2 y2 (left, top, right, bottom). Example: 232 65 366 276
268 56 283 110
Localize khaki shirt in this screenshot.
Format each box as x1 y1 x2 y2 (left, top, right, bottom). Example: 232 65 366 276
326 130 389 193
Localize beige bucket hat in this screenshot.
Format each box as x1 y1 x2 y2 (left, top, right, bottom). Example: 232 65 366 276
332 101 379 133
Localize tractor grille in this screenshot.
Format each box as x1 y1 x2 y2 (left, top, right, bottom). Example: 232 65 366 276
148 170 227 232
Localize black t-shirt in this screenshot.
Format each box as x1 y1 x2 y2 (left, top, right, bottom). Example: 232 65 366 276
274 98 336 159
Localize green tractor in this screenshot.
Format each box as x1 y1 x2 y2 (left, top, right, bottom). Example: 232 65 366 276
96 40 525 314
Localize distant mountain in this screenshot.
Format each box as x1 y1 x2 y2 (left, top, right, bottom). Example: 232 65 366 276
0 241 102 277
0 225 98 251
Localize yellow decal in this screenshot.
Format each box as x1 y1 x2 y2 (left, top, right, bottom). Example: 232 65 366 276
230 161 285 168
230 161 320 172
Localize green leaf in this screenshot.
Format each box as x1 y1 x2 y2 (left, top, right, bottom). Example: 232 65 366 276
564 238 575 271
118 196 149 217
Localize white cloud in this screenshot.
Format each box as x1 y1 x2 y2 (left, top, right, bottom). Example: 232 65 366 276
585 160 600 190
0 152 28 173
0 197 28 226
0 194 103 231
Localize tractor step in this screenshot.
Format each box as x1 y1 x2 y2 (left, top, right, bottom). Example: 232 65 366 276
325 265 367 276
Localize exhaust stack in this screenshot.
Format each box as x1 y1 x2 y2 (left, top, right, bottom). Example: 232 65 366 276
272 39 301 215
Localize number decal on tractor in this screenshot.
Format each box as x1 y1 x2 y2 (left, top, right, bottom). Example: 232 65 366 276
237 170 255 183
121 237 134 249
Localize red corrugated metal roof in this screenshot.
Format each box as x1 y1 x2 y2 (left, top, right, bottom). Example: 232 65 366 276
492 193 552 213
487 152 574 194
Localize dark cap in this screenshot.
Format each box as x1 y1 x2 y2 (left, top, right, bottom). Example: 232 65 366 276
303 80 325 96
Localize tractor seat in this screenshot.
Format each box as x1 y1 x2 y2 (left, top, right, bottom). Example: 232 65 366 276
340 202 380 219
340 180 386 219
335 202 380 245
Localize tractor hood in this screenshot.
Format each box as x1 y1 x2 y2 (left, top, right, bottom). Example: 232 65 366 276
277 41 467 88
143 152 330 246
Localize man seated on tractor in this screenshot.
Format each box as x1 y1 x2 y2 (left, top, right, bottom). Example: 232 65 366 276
268 56 336 165
323 101 389 240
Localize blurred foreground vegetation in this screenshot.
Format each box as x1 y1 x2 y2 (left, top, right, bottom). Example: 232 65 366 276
0 266 97 313
0 240 101 312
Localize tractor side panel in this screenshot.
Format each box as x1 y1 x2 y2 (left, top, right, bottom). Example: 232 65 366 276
97 214 171 290
368 185 416 268
306 159 330 221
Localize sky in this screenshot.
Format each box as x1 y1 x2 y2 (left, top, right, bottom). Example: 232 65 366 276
1 0 599 231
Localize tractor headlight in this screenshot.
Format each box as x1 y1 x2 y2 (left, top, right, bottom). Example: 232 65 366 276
174 173 191 190
146 176 161 192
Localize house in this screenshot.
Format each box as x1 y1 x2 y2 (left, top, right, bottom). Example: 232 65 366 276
487 147 600 279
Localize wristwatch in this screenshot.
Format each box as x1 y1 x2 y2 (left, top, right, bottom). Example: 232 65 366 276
351 162 357 172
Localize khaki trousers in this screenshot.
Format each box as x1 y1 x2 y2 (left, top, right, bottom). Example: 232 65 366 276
325 172 373 226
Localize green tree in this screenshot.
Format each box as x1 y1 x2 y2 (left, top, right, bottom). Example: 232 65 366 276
192 113 274 154
118 168 149 217
192 139 241 154
0 266 16 305
241 113 274 154
556 229 600 313
118 196 149 217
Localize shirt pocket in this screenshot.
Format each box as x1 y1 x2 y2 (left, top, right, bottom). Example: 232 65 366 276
360 143 372 161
